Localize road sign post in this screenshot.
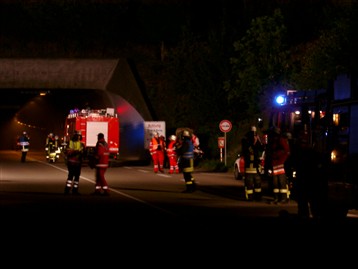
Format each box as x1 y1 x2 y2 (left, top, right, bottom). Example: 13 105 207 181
218 137 225 162
219 120 232 166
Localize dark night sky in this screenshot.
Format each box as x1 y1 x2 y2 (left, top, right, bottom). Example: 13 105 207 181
0 0 340 48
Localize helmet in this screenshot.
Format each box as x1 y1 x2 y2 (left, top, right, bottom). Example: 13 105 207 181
183 130 190 137
153 132 159 137
170 135 177 141
251 126 257 132
23 131 27 135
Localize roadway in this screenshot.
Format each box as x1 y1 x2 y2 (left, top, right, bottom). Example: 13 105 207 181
1 150 358 260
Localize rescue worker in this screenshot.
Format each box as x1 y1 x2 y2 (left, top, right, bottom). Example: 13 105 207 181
19 131 30 162
267 127 290 204
191 133 200 148
191 132 204 162
149 131 165 173
92 132 110 196
177 130 196 193
45 133 57 159
64 131 84 195
241 126 264 201
160 135 168 168
293 121 329 220
166 135 180 174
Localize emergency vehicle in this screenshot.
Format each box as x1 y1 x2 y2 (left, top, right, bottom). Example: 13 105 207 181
271 74 358 218
63 108 120 159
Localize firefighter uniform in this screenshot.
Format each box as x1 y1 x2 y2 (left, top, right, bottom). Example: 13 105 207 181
149 132 165 173
166 135 180 174
268 127 290 204
177 130 196 193
19 131 30 163
241 126 264 201
64 132 84 195
45 133 58 158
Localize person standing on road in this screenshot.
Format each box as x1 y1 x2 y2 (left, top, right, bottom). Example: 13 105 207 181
293 121 329 220
177 130 196 193
19 131 30 162
166 135 180 174
45 133 58 158
267 127 290 204
149 132 165 173
92 132 110 196
64 131 84 195
241 126 264 201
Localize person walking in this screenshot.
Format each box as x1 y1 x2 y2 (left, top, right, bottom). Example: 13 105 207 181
267 127 290 204
92 133 110 196
166 135 180 174
64 131 84 195
149 131 165 173
45 133 58 159
241 126 264 201
177 130 196 193
19 131 30 162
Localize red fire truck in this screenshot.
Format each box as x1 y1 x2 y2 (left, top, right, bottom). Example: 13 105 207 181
271 75 358 218
63 108 120 159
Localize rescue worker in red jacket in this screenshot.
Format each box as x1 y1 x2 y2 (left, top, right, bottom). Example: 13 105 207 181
92 132 110 196
149 132 165 173
166 135 180 174
267 127 290 204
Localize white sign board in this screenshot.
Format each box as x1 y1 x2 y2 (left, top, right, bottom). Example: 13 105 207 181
144 121 166 149
86 121 108 147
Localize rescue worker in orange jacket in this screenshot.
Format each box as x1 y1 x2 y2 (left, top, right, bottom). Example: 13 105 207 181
166 135 180 174
149 132 165 173
92 132 110 196
267 127 290 204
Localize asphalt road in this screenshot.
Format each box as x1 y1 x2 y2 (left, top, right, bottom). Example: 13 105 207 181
1 150 358 262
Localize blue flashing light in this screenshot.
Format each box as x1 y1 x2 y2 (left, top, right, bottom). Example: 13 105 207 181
275 95 286 105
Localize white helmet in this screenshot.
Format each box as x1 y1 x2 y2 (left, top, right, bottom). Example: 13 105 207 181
153 131 159 137
251 126 257 132
170 135 177 141
183 130 190 137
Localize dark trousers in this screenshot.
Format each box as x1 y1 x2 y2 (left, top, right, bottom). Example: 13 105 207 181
21 151 27 162
67 164 82 186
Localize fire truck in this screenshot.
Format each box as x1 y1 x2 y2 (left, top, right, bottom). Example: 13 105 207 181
271 74 358 218
63 108 120 159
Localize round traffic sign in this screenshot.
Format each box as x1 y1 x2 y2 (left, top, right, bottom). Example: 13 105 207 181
219 120 232 133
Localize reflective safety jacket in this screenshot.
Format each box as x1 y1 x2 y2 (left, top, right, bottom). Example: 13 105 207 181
95 138 110 168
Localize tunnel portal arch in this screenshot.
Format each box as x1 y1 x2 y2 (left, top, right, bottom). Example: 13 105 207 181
0 58 153 162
